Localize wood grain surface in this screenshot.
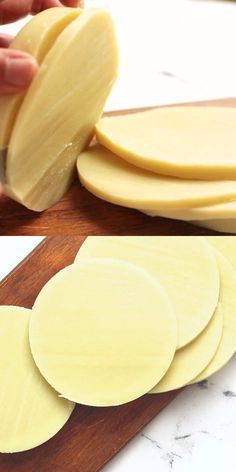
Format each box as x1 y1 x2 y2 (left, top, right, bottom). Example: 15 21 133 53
0 98 235 236
0 237 180 472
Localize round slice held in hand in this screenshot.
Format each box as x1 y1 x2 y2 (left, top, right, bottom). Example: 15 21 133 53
75 236 220 349
0 7 81 148
0 306 74 453
77 145 236 211
5 10 118 211
150 303 223 393
191 251 236 383
29 259 177 407
95 106 236 180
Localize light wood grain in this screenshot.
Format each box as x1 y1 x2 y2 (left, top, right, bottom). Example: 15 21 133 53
0 98 235 236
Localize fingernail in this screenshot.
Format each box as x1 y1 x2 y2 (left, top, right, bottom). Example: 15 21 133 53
4 57 38 88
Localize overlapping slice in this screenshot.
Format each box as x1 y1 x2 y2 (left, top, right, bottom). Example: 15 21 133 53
30 259 177 406
4 9 118 211
95 107 236 180
0 7 82 148
75 236 220 349
141 208 236 234
142 200 236 221
0 306 74 453
92 107 236 233
191 251 236 382
77 145 236 211
150 303 223 393
207 237 236 266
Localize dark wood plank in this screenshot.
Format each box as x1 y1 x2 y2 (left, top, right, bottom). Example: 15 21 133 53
0 98 235 236
0 237 180 472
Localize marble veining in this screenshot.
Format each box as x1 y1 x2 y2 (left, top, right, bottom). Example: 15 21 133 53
222 390 236 398
104 355 236 471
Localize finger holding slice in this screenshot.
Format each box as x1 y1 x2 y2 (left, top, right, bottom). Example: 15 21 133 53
4 9 118 211
0 7 82 147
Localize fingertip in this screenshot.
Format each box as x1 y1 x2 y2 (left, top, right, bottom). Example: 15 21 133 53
0 34 13 48
61 1 84 7
4 55 38 91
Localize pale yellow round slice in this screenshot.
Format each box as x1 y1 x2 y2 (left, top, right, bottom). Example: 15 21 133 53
95 106 236 180
191 251 236 383
141 201 236 221
206 237 236 268
0 306 74 453
77 145 236 211
0 7 81 148
75 236 220 349
5 10 118 211
193 219 236 234
150 303 223 393
30 259 177 407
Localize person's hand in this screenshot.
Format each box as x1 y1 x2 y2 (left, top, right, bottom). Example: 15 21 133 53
0 0 82 94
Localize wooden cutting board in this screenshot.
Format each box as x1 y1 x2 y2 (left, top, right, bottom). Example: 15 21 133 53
0 237 180 472
0 98 235 236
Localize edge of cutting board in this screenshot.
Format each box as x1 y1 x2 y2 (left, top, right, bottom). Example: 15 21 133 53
0 237 180 472
0 98 235 235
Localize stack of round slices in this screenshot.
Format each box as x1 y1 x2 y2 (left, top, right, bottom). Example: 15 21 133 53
77 107 236 233
1 236 236 453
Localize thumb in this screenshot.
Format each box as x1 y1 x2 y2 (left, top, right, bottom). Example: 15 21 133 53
0 48 38 94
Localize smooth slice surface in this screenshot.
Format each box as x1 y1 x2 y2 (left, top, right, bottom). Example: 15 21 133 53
75 236 220 349
192 251 236 383
0 7 81 148
193 219 236 234
0 306 74 453
142 201 236 221
96 106 236 179
150 303 223 393
207 237 236 267
30 259 177 406
77 145 236 210
5 10 118 211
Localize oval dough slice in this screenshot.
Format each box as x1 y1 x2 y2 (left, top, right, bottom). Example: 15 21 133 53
191 251 236 383
150 303 223 393
5 10 118 211
193 219 236 234
95 107 236 180
0 306 74 453
0 7 81 148
75 236 220 349
77 145 236 210
141 201 236 221
30 259 177 407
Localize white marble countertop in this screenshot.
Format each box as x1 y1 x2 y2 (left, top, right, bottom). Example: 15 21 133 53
0 238 236 471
